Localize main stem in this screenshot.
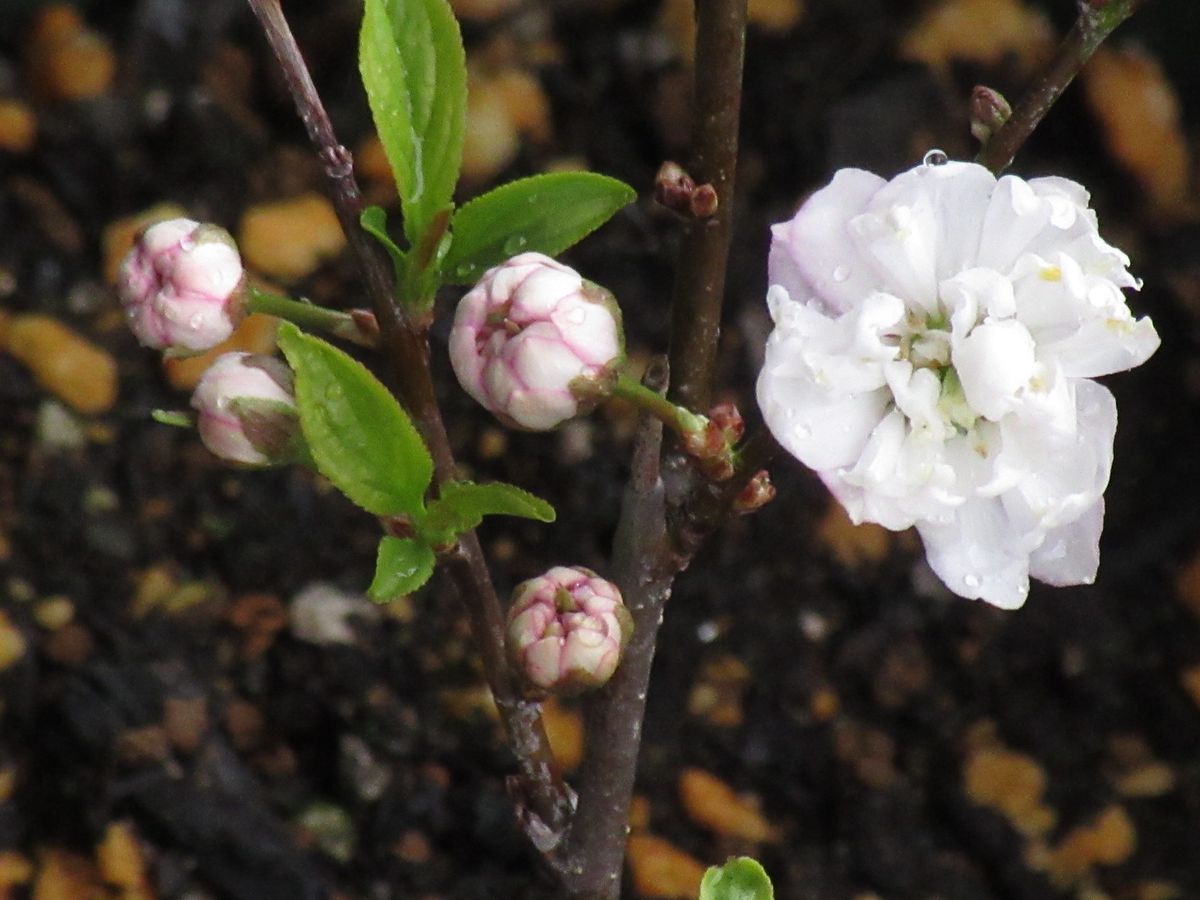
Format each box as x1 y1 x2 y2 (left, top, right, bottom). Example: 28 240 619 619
245 0 572 840
976 0 1142 174
562 0 748 895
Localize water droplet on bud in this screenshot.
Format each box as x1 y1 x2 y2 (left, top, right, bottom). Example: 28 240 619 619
963 573 981 589
832 266 850 283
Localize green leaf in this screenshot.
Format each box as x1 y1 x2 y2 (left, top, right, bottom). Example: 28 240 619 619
699 858 774 900
359 0 466 247
360 205 408 284
442 172 637 284
423 481 555 542
277 323 432 517
369 536 436 601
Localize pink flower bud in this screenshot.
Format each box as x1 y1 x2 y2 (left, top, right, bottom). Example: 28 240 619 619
119 218 246 352
449 253 624 431
506 566 633 695
191 352 302 467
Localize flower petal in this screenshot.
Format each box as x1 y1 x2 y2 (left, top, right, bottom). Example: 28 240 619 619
769 168 887 315
757 368 890 471
1041 314 1161 378
954 319 1037 421
1029 498 1103 586
917 499 1032 608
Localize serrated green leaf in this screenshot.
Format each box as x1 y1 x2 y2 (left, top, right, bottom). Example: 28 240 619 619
423 481 555 542
369 536 436 601
277 323 432 516
359 0 466 247
442 172 637 284
360 205 408 283
699 858 774 900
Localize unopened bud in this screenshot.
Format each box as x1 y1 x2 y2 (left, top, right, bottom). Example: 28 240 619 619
970 86 1012 145
191 352 303 467
119 218 246 352
506 566 633 695
681 402 744 482
654 161 718 218
733 469 776 514
449 253 624 431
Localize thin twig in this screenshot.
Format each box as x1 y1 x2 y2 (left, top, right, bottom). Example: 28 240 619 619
245 0 572 840
666 0 748 413
976 0 1143 174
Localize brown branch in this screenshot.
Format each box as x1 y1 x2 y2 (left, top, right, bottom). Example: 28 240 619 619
245 0 572 841
666 0 748 413
558 2 750 893
561 363 676 899
976 0 1144 174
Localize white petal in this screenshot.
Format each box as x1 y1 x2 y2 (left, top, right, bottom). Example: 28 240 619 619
769 169 887 315
1041 315 1161 378
849 194 939 316
917 499 1032 608
978 175 1092 273
757 365 890 471
884 361 945 437
909 160 996 278
953 319 1037 421
1029 498 1103 586
1000 379 1115 532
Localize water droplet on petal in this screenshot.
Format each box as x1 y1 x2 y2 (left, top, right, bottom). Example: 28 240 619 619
922 148 949 167
187 313 205 329
963 573 981 589
832 266 850 283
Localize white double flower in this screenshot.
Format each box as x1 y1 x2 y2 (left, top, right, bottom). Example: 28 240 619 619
758 158 1160 608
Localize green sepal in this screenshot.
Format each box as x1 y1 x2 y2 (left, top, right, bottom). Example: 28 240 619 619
442 172 637 285
422 480 555 544
277 322 432 517
368 535 436 601
226 396 307 466
699 858 775 900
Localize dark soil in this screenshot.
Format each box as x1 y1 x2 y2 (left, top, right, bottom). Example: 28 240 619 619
2 1 1200 898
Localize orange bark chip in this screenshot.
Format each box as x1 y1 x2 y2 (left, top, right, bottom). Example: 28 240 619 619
899 0 1053 75
542 697 585 774
678 767 776 843
626 834 706 899
239 193 347 283
1083 47 1192 218
6 314 118 414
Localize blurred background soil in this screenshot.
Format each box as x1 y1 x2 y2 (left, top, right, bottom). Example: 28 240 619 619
1 0 1200 897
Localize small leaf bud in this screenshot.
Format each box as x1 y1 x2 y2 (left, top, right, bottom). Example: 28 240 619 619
970 86 1013 145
